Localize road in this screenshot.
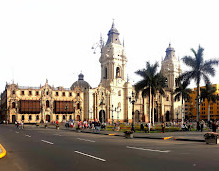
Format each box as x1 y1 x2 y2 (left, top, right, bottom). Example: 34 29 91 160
0 124 219 171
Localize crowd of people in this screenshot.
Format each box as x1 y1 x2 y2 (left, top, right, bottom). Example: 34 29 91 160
64 120 107 131
2 118 219 133
14 120 24 129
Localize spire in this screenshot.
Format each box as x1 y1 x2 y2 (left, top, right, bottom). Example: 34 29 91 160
106 21 121 45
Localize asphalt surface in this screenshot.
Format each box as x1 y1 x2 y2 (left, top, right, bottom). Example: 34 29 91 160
1 124 219 171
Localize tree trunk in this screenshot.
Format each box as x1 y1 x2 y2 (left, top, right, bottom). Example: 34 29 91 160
197 84 200 121
149 86 151 124
181 93 184 124
152 95 154 126
208 101 210 122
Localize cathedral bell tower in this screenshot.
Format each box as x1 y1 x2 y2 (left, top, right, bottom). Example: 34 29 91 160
161 43 181 90
99 21 127 88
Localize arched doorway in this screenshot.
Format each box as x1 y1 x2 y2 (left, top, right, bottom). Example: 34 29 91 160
12 115 16 123
134 110 140 123
46 115 50 122
99 110 105 123
165 111 170 122
77 115 80 121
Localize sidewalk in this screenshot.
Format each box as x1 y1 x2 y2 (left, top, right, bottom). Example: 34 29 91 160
30 124 207 142
80 129 206 142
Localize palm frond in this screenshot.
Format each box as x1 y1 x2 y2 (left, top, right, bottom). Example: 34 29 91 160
182 56 196 68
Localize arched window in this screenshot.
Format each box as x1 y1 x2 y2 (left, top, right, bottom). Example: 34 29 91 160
118 90 121 96
104 67 107 79
29 115 32 121
56 115 59 120
46 100 49 108
22 115 25 120
12 102 16 108
63 115 65 120
166 95 169 101
69 115 72 120
116 67 121 78
77 103 80 110
36 115 39 120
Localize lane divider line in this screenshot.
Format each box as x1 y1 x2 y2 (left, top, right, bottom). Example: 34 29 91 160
77 138 95 143
0 144 6 159
74 151 106 162
25 135 31 138
126 146 170 153
41 140 54 145
15 131 19 134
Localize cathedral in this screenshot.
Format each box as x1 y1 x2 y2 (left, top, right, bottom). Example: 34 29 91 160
0 22 183 124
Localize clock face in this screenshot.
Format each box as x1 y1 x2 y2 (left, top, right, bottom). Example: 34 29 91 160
117 79 122 84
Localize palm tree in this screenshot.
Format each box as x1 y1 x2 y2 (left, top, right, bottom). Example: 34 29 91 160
179 46 219 121
174 80 192 123
200 84 219 122
135 61 167 125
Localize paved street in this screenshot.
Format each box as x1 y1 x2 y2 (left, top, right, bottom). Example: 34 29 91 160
1 124 219 171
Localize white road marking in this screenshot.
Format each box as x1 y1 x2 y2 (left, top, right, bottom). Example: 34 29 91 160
74 151 106 162
25 134 31 138
54 134 62 136
126 146 170 153
77 138 95 143
15 131 19 134
41 140 54 145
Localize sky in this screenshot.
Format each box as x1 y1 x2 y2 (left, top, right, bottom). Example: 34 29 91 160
1 0 219 92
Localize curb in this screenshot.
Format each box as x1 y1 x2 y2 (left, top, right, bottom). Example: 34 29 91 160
34 126 205 142
0 144 6 159
173 138 205 142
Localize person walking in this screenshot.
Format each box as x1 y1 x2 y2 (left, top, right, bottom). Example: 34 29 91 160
21 121 24 129
161 122 165 133
147 122 151 133
200 121 204 132
212 121 217 132
140 122 144 132
45 120 48 128
196 121 200 131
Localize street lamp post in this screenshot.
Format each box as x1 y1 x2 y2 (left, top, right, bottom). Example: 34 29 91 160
65 102 68 122
129 92 137 132
111 105 114 126
80 107 82 121
176 111 179 123
101 98 104 124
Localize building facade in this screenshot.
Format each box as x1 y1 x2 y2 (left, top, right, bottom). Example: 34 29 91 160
185 84 219 121
0 22 183 124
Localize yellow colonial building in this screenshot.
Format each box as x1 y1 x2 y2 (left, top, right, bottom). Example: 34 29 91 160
0 22 183 124
185 84 219 121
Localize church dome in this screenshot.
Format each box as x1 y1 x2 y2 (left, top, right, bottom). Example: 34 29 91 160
106 21 121 45
165 43 175 52
108 24 119 35
70 73 91 90
164 43 176 61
